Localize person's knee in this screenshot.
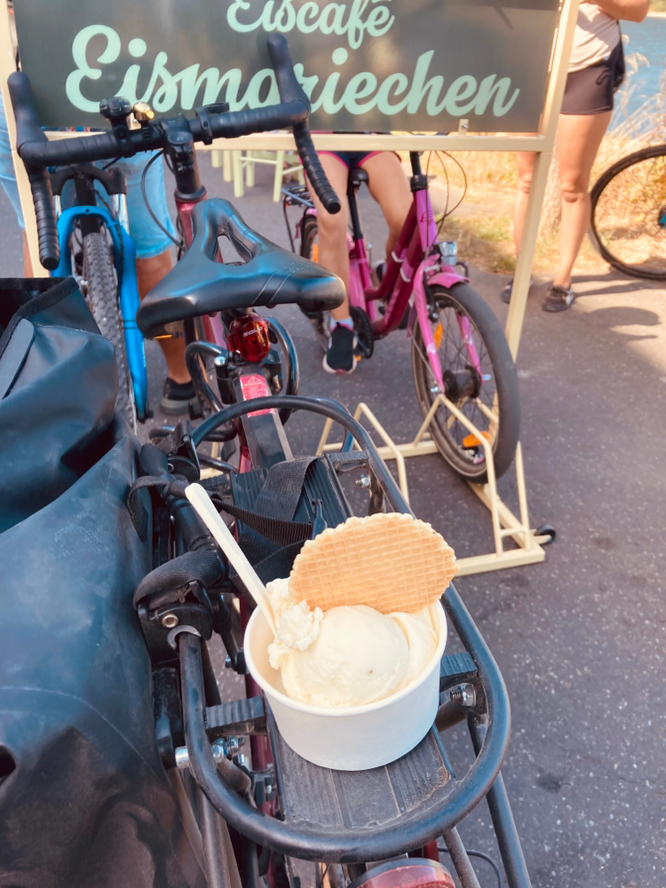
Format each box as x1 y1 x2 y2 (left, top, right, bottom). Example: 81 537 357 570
560 178 588 205
516 172 532 197
317 207 348 241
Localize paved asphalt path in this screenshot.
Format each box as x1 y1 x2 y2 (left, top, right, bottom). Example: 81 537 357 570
1 153 664 888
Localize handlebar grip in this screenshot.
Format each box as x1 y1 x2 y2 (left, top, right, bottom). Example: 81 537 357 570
8 73 59 270
293 123 341 215
266 36 341 215
266 33 305 106
27 166 59 270
8 72 45 151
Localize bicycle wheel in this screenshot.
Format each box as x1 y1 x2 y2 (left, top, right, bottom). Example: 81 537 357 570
82 230 138 430
410 283 520 483
590 144 666 281
299 215 330 351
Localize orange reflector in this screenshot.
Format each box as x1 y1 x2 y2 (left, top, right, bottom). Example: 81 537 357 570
462 431 490 449
312 243 319 263
434 322 443 349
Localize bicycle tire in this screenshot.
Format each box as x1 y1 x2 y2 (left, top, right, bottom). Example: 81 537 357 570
410 283 520 483
299 215 330 351
82 231 138 430
589 143 666 281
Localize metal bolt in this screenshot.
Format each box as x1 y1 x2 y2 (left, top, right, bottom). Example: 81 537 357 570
176 738 243 770
175 747 190 770
211 738 227 761
458 118 469 133
355 473 371 489
224 655 233 669
161 613 179 629
449 683 476 708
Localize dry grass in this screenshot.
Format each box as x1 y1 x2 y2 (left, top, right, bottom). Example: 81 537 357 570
404 52 666 277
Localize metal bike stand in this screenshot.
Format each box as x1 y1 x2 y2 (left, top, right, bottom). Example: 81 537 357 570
317 398 552 576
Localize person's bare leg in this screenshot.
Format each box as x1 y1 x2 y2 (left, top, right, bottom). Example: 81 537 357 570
306 154 351 322
553 111 612 288
362 152 412 260
136 249 190 383
21 231 33 276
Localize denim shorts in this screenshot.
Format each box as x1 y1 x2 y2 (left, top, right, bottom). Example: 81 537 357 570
0 95 175 258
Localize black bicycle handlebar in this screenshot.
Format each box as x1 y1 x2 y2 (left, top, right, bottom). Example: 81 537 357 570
8 34 340 270
7 73 60 269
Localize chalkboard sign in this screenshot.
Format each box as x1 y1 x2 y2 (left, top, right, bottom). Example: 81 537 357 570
14 0 560 131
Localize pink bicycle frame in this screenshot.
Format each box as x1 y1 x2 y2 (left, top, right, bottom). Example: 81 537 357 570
344 170 476 393
175 196 260 476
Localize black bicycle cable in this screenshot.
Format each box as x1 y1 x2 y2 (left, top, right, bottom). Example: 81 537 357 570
422 148 469 243
439 151 467 216
140 150 184 249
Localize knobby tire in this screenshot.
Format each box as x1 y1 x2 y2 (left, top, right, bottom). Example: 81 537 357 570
83 231 138 430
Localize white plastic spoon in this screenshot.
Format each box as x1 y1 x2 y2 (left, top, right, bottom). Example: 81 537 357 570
185 483 277 636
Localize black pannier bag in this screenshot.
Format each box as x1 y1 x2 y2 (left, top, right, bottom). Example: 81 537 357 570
0 278 204 887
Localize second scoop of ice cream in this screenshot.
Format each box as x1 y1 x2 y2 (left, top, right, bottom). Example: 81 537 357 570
267 580 438 708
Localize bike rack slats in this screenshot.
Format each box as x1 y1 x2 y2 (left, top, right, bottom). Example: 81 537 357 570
269 717 455 833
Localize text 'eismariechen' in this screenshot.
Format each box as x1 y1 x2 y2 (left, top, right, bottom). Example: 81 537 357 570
65 1 521 119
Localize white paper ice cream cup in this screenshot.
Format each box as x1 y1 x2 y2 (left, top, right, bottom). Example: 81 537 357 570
244 601 447 771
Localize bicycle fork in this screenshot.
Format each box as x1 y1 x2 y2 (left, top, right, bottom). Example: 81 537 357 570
413 262 484 392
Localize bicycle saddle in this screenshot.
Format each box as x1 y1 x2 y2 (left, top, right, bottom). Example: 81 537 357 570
136 199 345 339
349 167 369 186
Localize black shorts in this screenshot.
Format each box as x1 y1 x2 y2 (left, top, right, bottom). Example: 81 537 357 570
320 150 382 169
561 39 625 115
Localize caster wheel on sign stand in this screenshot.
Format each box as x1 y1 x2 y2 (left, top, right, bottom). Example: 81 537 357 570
536 524 556 545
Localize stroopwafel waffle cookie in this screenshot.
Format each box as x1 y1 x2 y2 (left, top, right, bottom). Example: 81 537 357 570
289 512 457 614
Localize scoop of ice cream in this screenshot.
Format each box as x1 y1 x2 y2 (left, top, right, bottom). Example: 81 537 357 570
267 577 323 669
265 578 439 708
280 605 410 707
391 610 439 689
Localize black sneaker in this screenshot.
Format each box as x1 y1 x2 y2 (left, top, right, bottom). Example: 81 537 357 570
160 377 197 414
501 277 534 304
542 283 576 312
372 260 386 285
323 323 357 375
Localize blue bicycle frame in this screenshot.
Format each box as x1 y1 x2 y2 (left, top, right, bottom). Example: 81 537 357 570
53 205 148 420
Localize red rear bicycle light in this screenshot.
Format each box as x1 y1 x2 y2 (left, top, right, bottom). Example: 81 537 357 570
350 860 455 888
228 314 271 363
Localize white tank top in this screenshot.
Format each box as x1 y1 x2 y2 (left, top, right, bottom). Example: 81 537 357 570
568 1 621 74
